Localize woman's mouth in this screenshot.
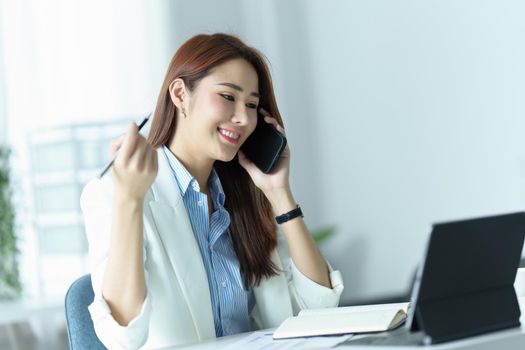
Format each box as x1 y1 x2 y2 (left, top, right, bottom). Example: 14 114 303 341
218 127 240 144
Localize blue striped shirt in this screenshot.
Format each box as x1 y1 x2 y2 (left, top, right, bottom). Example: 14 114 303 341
162 146 250 337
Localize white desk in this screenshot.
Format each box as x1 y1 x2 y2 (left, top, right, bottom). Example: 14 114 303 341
162 297 525 349
162 327 525 350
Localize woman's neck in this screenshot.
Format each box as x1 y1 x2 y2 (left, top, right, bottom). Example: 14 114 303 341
167 140 213 194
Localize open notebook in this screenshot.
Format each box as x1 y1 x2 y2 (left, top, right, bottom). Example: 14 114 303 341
273 302 409 339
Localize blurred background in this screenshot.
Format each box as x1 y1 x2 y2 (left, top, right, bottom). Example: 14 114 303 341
1 0 525 348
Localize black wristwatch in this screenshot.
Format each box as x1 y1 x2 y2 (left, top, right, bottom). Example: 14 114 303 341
275 205 304 224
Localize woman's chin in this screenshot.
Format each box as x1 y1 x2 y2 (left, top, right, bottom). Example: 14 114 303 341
215 150 237 163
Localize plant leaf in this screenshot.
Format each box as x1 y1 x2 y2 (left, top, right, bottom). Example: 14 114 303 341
311 225 336 244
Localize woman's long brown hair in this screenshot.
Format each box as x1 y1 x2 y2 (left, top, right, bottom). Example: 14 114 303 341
148 33 282 288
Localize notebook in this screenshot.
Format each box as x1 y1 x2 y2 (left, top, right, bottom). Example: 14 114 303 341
273 302 409 339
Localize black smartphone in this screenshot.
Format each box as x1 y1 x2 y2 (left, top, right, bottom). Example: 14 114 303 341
241 117 287 173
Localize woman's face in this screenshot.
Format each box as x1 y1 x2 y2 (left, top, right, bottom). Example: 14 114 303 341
181 58 260 163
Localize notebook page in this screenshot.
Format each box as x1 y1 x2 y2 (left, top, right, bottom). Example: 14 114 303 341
273 309 398 339
298 302 409 317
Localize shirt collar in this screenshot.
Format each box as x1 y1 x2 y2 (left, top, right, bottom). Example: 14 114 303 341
162 145 196 196
162 145 226 207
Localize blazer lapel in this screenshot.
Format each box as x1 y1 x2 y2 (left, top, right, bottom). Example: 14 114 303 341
148 148 215 340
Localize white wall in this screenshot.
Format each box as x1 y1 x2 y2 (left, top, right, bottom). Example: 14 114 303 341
301 0 525 302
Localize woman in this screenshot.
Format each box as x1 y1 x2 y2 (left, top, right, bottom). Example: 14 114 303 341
81 33 344 349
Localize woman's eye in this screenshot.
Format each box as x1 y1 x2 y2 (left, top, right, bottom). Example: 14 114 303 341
220 94 234 102
220 94 257 109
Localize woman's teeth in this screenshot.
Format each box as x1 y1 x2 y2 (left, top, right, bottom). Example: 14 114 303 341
219 128 239 140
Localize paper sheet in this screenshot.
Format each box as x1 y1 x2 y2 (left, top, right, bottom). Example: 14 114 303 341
224 330 353 350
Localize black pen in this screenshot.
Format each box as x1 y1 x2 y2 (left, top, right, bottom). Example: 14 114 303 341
98 115 151 178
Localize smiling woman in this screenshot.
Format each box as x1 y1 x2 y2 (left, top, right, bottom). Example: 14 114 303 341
80 33 344 349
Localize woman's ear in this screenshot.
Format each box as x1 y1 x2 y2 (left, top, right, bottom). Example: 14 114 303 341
168 78 187 111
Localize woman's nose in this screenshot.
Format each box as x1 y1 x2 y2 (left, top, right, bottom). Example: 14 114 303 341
231 105 252 125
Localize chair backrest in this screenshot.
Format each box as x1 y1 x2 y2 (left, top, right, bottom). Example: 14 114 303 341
65 274 106 350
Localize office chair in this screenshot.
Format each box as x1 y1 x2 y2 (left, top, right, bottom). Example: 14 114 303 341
65 274 106 350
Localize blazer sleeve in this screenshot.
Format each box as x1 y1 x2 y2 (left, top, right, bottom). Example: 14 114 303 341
80 177 152 350
275 231 344 313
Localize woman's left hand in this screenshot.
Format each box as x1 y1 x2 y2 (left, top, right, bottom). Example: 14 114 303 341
238 108 291 195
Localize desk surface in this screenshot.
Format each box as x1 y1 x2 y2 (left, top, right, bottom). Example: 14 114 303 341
163 327 525 350
162 297 525 350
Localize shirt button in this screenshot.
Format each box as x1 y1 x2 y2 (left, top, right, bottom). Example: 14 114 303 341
221 281 227 288
198 200 204 207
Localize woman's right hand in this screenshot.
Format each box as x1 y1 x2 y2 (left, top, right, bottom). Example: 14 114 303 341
111 123 158 201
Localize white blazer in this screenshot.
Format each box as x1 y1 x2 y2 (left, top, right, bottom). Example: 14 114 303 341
80 148 344 349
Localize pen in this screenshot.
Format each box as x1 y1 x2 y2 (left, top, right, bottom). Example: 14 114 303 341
98 115 151 178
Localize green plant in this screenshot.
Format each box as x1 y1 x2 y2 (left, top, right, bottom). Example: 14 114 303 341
311 225 336 244
0 146 21 299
